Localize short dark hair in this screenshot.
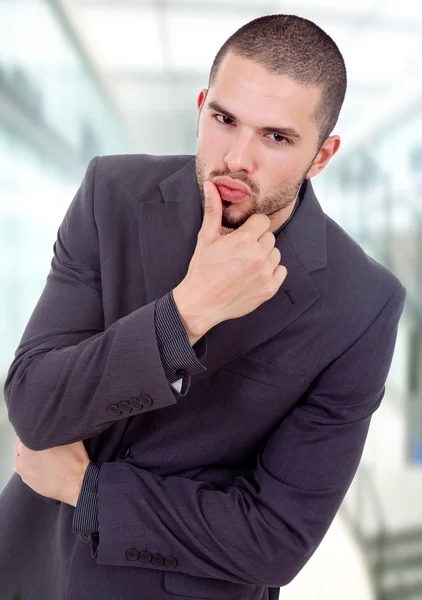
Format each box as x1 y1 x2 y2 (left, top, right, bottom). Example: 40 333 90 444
208 14 347 146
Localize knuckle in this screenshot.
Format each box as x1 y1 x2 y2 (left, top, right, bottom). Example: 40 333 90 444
260 286 274 302
279 264 288 278
197 227 206 240
266 282 279 298
261 223 275 234
269 273 283 293
271 248 281 263
203 202 215 215
259 231 271 248
236 232 253 251
258 262 274 281
264 264 276 280
252 252 267 269
248 214 269 232
255 213 270 227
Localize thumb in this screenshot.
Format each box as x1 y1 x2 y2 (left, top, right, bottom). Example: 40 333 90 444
200 180 223 241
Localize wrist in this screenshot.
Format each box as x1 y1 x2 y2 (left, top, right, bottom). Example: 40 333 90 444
172 284 211 344
66 481 82 507
68 460 90 507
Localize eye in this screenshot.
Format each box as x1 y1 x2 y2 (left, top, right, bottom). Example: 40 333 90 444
267 133 289 145
215 114 234 126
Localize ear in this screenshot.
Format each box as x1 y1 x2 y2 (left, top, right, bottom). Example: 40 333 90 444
196 89 208 137
305 135 341 179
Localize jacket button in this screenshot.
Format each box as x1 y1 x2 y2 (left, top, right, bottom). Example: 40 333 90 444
139 551 152 563
175 369 187 379
118 401 132 413
106 405 121 416
151 554 164 566
79 532 91 543
126 548 140 561
119 445 131 460
164 557 178 568
140 395 153 407
129 397 142 410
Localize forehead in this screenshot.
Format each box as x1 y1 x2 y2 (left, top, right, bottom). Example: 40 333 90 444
210 52 322 134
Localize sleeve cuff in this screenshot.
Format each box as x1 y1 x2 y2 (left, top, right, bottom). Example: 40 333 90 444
155 290 207 383
71 461 101 534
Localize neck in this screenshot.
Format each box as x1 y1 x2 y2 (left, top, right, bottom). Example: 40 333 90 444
268 190 301 234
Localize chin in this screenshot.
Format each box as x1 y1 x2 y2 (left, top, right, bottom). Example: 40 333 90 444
221 220 244 231
222 206 249 230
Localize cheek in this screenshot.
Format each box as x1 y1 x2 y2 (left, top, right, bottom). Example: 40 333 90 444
205 130 226 154
198 120 229 155
270 152 305 180
260 160 292 188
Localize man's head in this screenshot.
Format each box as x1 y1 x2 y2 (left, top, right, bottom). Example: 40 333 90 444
195 14 346 232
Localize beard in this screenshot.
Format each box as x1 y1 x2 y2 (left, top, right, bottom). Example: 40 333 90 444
195 155 311 231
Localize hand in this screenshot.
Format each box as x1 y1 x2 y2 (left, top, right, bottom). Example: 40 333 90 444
13 439 90 507
173 180 288 337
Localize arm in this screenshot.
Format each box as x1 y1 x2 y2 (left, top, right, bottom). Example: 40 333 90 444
155 290 207 395
85 284 405 586
72 289 207 530
4 158 206 451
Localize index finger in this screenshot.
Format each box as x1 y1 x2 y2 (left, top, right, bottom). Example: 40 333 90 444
236 212 271 239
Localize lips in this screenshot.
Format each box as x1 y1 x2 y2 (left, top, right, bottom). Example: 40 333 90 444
212 177 250 202
212 177 250 195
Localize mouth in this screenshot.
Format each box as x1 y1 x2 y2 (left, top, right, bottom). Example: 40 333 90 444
212 178 250 203
218 186 248 202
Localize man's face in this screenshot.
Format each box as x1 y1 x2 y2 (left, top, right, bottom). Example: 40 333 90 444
195 52 339 233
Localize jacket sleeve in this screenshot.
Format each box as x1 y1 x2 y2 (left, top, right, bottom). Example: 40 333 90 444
3 157 202 451
71 289 208 534
92 284 406 587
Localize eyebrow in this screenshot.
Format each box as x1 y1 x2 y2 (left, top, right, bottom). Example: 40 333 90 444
207 100 302 140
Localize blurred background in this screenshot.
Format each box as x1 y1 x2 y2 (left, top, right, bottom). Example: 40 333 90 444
1 0 421 598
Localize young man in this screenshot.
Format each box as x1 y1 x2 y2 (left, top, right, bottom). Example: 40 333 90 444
2 14 405 600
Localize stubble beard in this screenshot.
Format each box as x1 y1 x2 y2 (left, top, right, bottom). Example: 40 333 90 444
195 155 308 231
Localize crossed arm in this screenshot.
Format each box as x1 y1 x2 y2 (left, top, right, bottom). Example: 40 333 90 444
9 281 406 587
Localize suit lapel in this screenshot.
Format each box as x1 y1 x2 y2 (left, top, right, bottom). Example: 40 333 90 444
138 157 326 377
138 159 202 303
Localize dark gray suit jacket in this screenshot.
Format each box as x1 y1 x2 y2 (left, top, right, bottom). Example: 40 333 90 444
1 154 406 600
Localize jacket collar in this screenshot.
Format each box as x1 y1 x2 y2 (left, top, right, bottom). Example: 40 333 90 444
138 156 326 379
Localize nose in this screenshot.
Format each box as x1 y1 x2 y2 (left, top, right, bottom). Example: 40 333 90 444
224 132 255 173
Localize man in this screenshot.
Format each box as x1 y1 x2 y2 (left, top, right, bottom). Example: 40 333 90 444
1 14 405 600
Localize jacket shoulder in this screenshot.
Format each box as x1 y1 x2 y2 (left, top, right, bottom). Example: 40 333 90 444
92 153 194 195
325 214 405 303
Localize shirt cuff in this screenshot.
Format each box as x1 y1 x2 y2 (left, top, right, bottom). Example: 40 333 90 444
155 290 207 383
71 461 101 534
